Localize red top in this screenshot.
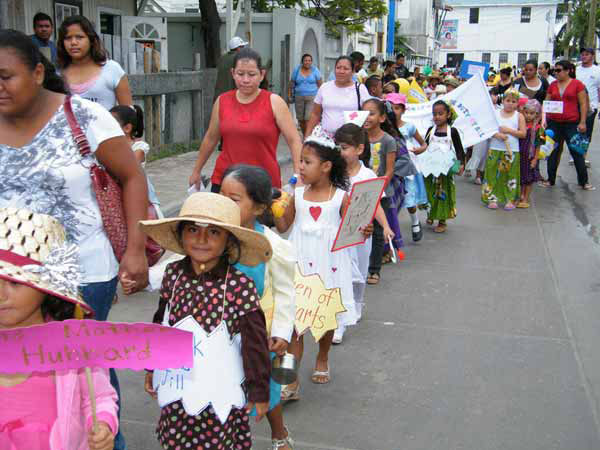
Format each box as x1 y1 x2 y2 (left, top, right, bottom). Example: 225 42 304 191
214 90 282 188
546 79 585 123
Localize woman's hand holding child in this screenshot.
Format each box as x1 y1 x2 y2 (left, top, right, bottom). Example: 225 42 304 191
88 422 114 450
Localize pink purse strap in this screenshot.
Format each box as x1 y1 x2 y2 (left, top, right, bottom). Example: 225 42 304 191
63 96 92 157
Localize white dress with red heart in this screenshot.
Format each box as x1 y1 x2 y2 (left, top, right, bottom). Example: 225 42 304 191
290 186 357 328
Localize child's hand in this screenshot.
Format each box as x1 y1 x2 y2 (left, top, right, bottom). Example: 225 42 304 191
411 145 427 155
497 132 508 141
246 401 269 422
499 126 512 134
144 372 157 399
88 421 114 450
271 190 291 219
360 223 374 238
120 273 137 295
530 158 538 169
269 337 288 356
457 164 465 176
383 227 395 243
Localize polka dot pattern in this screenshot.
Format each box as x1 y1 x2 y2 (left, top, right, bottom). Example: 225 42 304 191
156 261 259 450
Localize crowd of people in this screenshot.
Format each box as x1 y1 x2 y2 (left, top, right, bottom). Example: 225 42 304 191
0 9 598 450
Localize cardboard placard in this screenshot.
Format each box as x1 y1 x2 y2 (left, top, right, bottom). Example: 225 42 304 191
331 177 386 252
543 101 564 114
0 320 193 373
153 317 246 424
294 265 347 342
459 60 490 81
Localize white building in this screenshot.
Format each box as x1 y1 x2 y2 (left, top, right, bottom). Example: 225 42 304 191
438 0 560 69
395 0 437 63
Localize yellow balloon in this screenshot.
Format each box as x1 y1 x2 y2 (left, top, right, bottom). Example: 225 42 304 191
394 78 410 95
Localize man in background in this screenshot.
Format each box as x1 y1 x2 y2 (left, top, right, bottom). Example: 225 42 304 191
30 12 57 65
577 47 600 167
213 36 248 103
395 53 410 79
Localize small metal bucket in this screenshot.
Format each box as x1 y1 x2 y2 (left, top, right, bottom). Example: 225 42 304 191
271 353 298 385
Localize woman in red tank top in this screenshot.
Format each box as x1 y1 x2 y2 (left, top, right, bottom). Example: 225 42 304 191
190 48 302 190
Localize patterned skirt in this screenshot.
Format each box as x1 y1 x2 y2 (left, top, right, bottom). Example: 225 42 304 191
425 174 457 221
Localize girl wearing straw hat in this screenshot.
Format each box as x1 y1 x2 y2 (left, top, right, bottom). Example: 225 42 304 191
141 193 273 450
0 207 118 450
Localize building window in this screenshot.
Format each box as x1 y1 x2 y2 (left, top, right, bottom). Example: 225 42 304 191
528 53 539 63
521 7 531 23
482 53 491 64
469 8 479 24
100 13 121 36
518 53 527 68
499 53 508 65
54 1 81 29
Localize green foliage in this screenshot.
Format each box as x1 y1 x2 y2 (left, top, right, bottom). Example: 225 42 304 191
236 0 388 33
556 0 600 58
394 21 410 55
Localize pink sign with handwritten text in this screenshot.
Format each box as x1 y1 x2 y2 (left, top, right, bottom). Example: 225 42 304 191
0 320 193 373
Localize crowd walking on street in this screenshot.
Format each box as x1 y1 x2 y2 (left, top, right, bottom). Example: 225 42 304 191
2 11 600 449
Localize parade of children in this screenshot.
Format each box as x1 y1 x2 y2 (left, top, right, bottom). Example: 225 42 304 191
4 22 600 447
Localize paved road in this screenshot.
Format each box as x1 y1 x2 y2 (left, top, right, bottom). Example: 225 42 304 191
114 141 600 450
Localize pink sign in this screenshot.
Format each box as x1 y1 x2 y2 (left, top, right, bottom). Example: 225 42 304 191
0 320 193 373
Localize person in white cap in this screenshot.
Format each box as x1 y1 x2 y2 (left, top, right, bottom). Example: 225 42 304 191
213 36 249 102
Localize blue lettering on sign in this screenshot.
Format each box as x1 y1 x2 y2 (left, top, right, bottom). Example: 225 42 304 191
193 335 204 357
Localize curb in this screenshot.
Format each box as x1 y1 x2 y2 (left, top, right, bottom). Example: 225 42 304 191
161 154 294 218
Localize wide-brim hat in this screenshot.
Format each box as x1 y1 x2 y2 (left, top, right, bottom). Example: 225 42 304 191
0 208 92 316
428 71 442 81
140 193 272 267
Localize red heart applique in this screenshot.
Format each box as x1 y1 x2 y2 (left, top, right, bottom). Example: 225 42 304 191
332 267 337 272
309 206 322 222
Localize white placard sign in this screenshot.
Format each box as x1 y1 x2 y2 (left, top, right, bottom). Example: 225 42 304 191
543 101 564 114
403 72 500 149
153 317 246 423
331 177 386 252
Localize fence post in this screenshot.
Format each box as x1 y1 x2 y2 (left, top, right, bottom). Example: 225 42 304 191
143 47 154 148
151 49 161 148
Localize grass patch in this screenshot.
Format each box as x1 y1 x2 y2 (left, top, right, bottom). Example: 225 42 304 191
147 140 200 162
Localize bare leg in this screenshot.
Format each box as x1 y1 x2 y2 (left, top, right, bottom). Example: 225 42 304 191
313 330 333 383
523 184 533 202
298 120 306 138
285 332 303 391
267 405 291 449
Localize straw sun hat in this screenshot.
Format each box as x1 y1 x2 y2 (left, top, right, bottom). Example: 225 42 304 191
140 193 272 267
0 207 92 316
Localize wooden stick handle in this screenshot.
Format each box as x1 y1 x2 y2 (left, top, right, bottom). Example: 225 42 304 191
85 367 98 432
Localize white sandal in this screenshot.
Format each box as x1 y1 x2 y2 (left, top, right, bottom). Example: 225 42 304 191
271 427 295 449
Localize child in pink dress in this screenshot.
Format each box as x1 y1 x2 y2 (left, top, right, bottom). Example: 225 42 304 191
0 208 118 450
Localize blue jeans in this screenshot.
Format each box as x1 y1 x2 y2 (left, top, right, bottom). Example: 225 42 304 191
80 277 127 450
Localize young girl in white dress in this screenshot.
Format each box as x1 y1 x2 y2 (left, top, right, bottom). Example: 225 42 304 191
334 123 394 323
275 125 358 390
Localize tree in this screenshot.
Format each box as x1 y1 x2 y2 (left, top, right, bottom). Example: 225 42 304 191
556 0 600 58
199 0 222 67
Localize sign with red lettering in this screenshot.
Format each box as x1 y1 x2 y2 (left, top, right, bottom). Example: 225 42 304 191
294 265 347 341
0 320 193 373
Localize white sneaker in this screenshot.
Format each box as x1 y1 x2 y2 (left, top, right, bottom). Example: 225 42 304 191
585 160 591 168
569 159 575 165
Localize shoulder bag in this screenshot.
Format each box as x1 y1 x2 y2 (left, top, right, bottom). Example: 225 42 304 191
64 96 164 266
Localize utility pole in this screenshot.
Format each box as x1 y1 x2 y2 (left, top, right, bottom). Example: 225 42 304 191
587 0 598 48
564 1 571 59
245 0 253 47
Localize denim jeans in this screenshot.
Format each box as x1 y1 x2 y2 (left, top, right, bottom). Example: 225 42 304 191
546 120 588 186
80 277 127 450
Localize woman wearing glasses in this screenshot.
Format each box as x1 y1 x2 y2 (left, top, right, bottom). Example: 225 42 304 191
541 60 594 190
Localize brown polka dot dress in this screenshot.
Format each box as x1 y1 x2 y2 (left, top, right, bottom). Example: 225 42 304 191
152 258 271 450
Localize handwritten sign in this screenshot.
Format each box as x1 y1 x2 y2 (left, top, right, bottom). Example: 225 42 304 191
543 101 564 114
0 319 193 373
331 177 386 252
294 265 347 341
153 317 246 423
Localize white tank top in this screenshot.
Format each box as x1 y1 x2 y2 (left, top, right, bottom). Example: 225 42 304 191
490 110 520 153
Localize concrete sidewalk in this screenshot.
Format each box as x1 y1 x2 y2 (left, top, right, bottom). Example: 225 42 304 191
114 136 600 450
145 137 295 217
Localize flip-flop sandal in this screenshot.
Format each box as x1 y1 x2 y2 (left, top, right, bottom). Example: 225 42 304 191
311 366 331 384
583 184 596 191
433 223 447 233
487 203 498 210
280 383 300 401
516 202 530 208
538 181 552 188
381 252 393 265
504 203 516 211
426 219 434 225
367 273 380 285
